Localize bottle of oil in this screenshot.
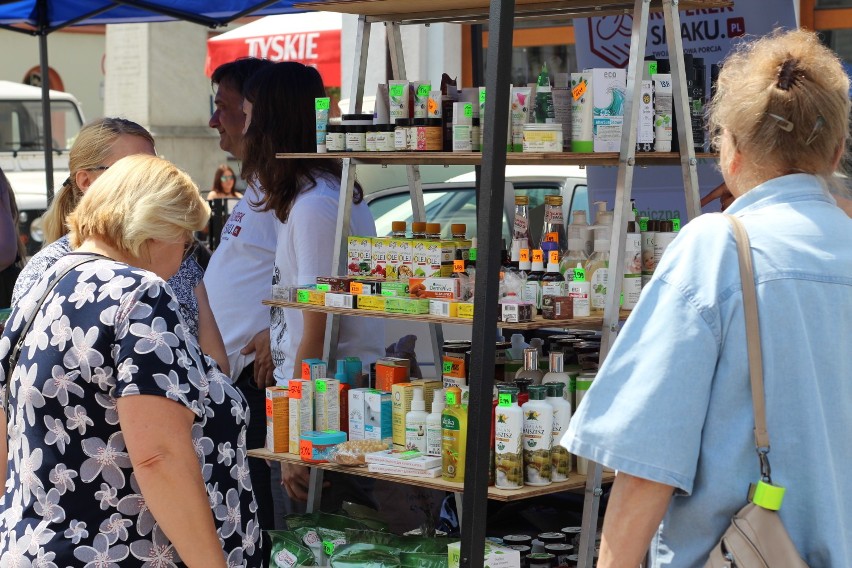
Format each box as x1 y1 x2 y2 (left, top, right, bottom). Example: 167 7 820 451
585 210 612 314
411 221 427 240
441 387 468 482
494 386 524 490
539 194 567 253
522 385 554 486
541 248 567 298
391 221 407 239
523 249 545 312
512 195 533 260
515 347 544 385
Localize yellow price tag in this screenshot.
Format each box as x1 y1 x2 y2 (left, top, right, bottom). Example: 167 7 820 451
532 250 544 264
544 231 559 243
453 260 465 273
549 251 560 265
519 249 530 263
350 282 364 294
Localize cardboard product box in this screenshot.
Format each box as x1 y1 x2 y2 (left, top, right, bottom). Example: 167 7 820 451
501 301 534 323
396 239 415 280
408 277 461 300
370 236 390 279
457 302 474 319
287 379 314 454
265 386 289 453
411 240 443 278
384 297 430 315
448 541 521 568
367 463 442 477
542 295 574 320
429 299 459 318
296 288 326 306
314 378 340 432
363 389 392 444
385 239 402 281
375 357 410 391
439 240 457 277
636 79 655 152
301 359 327 381
379 281 410 297
592 68 627 152
347 236 373 276
350 279 382 295
442 350 467 389
324 293 357 309
391 382 415 451
365 449 443 471
356 295 386 312
316 276 354 293
348 387 371 441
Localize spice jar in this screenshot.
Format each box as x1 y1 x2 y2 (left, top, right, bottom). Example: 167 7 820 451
394 119 411 151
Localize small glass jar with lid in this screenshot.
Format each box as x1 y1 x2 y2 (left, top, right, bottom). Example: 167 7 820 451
394 119 411 151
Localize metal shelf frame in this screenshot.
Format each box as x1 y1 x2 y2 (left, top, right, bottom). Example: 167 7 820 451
287 0 710 565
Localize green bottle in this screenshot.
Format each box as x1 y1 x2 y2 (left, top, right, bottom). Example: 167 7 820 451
535 62 555 124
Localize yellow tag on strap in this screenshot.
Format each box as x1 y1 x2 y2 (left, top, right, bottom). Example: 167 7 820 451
748 480 785 511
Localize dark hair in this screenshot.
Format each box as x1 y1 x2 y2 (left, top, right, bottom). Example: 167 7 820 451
241 62 362 223
211 164 237 195
211 57 274 95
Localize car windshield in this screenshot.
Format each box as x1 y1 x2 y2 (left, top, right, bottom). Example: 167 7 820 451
0 100 83 153
372 190 477 239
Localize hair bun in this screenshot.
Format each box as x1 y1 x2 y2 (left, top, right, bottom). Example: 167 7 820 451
776 58 802 91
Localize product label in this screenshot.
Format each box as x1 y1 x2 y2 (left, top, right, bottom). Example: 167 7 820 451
389 84 405 98
590 264 609 310
405 421 426 452
463 103 473 118
315 98 330 110
514 217 529 240
498 393 512 407
426 423 442 457
523 406 553 485
289 381 303 400
572 78 588 101
544 209 564 224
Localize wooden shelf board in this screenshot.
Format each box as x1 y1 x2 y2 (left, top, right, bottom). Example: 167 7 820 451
276 151 718 167
262 299 611 331
294 0 732 24
248 448 614 502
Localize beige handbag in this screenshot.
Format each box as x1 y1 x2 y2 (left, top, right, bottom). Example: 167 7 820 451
704 216 808 568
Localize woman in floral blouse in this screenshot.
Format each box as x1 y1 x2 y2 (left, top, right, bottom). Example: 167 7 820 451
0 155 260 567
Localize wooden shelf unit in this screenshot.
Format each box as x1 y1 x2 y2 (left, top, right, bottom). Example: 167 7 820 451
248 449 614 502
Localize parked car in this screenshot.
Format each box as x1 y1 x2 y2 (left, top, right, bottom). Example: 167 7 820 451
365 165 589 376
0 81 85 255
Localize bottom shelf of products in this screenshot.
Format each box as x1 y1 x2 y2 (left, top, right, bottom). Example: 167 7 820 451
248 448 614 502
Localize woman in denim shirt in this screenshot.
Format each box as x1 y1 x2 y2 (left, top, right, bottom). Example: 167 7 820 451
564 30 852 567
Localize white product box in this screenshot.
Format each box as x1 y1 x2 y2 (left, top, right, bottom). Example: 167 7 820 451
348 387 370 441
592 68 627 152
287 379 314 454
313 378 340 432
363 390 392 444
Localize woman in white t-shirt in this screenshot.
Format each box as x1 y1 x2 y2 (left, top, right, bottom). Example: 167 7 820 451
240 62 384 506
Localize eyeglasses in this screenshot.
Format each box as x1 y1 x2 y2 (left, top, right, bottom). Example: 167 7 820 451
220 174 235 181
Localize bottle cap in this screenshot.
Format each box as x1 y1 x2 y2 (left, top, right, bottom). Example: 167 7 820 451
412 221 426 234
544 194 563 205
392 221 407 233
513 377 532 393
572 210 587 224
528 384 548 400
451 223 467 236
411 387 425 411
426 222 442 235
515 195 529 205
548 351 564 373
431 389 445 413
546 382 565 398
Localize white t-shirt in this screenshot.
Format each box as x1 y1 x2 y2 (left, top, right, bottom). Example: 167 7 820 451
271 174 384 383
204 184 278 379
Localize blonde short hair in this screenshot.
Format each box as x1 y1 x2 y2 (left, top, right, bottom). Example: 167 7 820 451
708 29 850 180
68 155 210 258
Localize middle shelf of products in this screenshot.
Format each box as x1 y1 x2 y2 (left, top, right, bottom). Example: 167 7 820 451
248 448 614 502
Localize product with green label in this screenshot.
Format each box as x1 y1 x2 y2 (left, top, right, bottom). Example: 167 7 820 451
441 389 468 482
412 81 431 119
522 385 554 486
586 206 612 313
568 264 591 317
546 382 572 481
389 80 411 122
329 543 401 567
267 530 317 567
494 386 524 490
535 62 556 124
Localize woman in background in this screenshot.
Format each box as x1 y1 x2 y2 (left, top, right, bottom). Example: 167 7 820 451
207 164 242 201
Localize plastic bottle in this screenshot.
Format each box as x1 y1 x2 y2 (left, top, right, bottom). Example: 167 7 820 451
494 386 524 490
546 382 572 482
405 387 428 453
425 222 442 240
508 333 529 360
523 249 545 312
512 195 533 259
585 208 612 314
426 389 445 457
441 388 468 481
566 209 593 258
574 372 595 475
539 194 566 253
534 61 555 124
568 264 591 317
515 347 544 385
623 220 642 310
541 249 567 298
522 385 554 486
335 360 351 435
411 221 427 240
542 352 572 402
391 221 407 238
640 217 657 288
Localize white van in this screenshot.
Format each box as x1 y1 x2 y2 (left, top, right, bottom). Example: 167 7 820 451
0 81 85 254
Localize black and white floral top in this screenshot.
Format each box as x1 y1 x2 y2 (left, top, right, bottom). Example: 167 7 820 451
11 236 205 337
0 253 261 567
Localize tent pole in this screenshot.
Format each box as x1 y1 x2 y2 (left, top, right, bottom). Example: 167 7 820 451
40 30 55 205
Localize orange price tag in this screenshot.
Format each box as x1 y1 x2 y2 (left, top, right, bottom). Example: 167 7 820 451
532 250 544 263
289 381 303 400
572 79 587 101
453 260 465 273
519 249 530 263
265 398 273 417
545 231 559 243
350 282 364 294
549 250 560 265
300 362 311 380
299 439 313 460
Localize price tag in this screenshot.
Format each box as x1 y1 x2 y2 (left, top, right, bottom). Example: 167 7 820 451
316 283 331 292
672 218 681 232
463 103 473 118
498 393 512 407
442 361 453 375
265 398 273 417
323 429 337 434
315 98 330 110
468 249 477 261
315 380 327 393
573 267 586 281
639 217 649 232
532 250 544 264
416 84 431 97
299 439 313 459
519 249 530 263
427 97 440 116
479 90 486 104
572 79 587 101
446 391 458 405
350 282 364 294
297 289 310 303
549 251 560 265
453 260 465 273
301 362 311 380
289 381 303 400
323 541 336 556
389 84 405 97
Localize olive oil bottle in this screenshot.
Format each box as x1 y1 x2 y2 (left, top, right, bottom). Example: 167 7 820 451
441 388 468 482
494 386 524 490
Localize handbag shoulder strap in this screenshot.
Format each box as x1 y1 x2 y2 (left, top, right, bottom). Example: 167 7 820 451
725 215 769 452
5 254 102 407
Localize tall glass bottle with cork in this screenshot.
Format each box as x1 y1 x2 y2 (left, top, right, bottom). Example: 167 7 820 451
511 195 533 264
539 195 567 253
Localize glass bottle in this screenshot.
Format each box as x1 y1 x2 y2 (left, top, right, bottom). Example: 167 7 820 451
540 194 566 253
411 221 427 240
425 222 442 240
540 246 566 298
524 249 545 313
512 195 533 261
515 347 544 385
391 221 407 238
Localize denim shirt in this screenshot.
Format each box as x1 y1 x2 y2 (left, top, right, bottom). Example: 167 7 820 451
564 174 852 567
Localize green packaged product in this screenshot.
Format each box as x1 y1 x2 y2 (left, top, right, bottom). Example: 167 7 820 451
344 528 455 554
400 552 449 568
285 512 370 563
329 543 401 567
267 530 316 567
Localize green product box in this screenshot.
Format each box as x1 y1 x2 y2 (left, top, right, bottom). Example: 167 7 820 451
380 280 410 297
384 297 430 315
448 541 520 568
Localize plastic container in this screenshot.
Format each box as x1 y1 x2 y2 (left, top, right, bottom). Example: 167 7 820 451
325 124 345 152
523 123 563 153
299 430 347 463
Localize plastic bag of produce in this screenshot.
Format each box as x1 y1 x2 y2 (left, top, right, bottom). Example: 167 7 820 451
344 528 455 554
267 530 316 567
400 552 449 568
329 543 401 567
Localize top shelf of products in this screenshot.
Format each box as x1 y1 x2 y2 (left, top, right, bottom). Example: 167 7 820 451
295 0 733 24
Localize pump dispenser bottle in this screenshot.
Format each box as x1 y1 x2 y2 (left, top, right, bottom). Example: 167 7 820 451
586 205 612 314
405 387 428 453
561 210 590 279
426 389 445 457
515 347 544 385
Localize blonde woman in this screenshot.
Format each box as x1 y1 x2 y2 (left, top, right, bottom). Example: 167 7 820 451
12 118 229 374
564 30 852 566
0 155 260 567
